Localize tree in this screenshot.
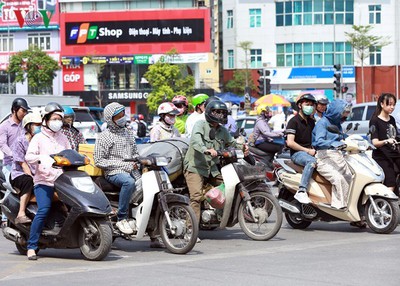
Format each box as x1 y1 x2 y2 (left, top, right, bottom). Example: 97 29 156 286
345 25 391 102
238 41 253 87
7 46 60 94
225 69 256 94
144 49 194 112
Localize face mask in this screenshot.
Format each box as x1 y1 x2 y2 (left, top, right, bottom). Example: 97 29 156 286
302 105 314 116
115 117 127 128
33 126 41 135
164 115 176 125
48 120 63 132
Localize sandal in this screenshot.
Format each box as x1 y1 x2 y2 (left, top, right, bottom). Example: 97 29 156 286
15 216 32 224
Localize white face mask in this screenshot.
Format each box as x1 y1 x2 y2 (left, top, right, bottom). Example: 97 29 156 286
48 120 63 132
164 115 176 125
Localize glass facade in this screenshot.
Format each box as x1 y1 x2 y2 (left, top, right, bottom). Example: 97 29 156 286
276 42 353 66
276 0 354 26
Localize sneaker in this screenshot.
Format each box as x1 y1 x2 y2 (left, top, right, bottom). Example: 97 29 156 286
294 190 311 204
150 237 165 249
196 237 201 243
116 219 133 235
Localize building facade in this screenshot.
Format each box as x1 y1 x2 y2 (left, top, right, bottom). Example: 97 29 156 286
59 0 217 117
222 0 400 103
0 0 62 95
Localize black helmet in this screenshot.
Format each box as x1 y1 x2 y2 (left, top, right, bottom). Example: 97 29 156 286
205 100 228 125
11 98 31 113
42 102 64 120
204 96 221 108
316 96 329 105
296 93 317 106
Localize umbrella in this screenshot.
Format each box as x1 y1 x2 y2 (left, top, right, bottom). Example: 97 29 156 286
254 94 291 107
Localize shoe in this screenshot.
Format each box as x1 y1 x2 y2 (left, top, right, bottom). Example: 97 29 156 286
15 215 32 224
116 219 134 235
27 249 37 261
294 190 311 204
196 237 201 243
150 237 165 249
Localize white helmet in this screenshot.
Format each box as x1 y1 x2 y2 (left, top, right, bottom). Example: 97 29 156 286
22 111 42 128
157 102 180 116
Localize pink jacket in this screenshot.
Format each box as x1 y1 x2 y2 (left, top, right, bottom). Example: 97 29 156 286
25 127 71 187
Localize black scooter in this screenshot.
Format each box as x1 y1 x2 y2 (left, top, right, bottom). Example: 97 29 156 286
1 149 113 261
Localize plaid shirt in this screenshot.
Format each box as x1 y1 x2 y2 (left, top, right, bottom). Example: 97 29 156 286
61 126 86 151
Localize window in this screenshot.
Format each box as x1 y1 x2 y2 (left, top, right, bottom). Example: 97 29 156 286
96 1 125 10
228 49 234 69
129 0 160 9
0 34 13 52
369 46 381 65
227 10 233 29
249 9 261 28
276 41 353 67
28 33 51 50
164 0 193 8
275 0 353 26
250 49 262 68
369 5 381 24
349 106 364 121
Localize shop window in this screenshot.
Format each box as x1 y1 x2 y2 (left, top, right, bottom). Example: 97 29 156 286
28 33 51 50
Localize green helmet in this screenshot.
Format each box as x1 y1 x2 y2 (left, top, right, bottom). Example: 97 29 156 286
192 94 209 108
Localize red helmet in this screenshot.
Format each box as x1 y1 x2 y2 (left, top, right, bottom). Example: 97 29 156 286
138 114 144 120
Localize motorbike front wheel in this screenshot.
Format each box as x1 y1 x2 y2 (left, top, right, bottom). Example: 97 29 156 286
364 197 399 234
238 191 283 241
79 218 112 261
159 203 199 254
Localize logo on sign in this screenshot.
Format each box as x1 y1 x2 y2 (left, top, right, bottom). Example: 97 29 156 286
64 72 81 83
69 23 123 44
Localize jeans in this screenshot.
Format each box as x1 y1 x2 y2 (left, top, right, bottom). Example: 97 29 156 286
291 151 316 191
106 173 136 221
27 184 54 250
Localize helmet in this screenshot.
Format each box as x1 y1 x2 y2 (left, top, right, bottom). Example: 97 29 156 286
22 111 42 129
172 95 188 107
157 102 180 116
138 114 144 120
62 105 75 120
204 96 221 108
42 102 64 120
205 100 228 125
256 105 271 115
11 98 31 113
315 95 329 105
296 93 317 106
192 94 209 108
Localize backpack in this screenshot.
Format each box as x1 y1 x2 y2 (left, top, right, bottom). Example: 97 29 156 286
137 121 146 137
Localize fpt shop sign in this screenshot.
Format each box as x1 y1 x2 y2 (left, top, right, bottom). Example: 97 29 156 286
65 19 204 45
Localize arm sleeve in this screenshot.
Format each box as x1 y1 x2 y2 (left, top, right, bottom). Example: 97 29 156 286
0 124 12 157
12 138 26 163
190 122 208 154
94 134 131 170
25 136 41 164
312 121 332 149
258 120 280 137
369 117 379 140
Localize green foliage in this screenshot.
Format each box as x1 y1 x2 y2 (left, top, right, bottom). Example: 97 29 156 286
7 46 60 94
144 50 194 112
225 69 256 94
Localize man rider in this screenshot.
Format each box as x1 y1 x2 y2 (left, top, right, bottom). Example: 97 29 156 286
314 95 329 122
286 94 317 204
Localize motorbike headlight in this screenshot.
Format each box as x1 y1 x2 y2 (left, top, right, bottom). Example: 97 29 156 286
155 156 169 167
71 177 95 193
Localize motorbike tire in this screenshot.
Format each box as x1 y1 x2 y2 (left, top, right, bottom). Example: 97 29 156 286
238 191 283 241
15 242 39 256
79 218 112 261
364 197 399 234
285 213 312 229
159 203 199 255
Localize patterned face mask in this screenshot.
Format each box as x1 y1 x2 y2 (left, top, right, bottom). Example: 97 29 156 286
164 114 176 125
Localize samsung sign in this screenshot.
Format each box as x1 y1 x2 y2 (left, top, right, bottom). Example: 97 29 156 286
66 19 204 45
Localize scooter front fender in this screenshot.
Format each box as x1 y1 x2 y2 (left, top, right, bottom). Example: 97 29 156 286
361 183 399 205
163 192 190 205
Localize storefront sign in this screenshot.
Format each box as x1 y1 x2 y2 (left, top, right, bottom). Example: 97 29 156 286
133 55 152 65
65 19 204 45
151 53 208 64
63 65 84 91
104 90 149 101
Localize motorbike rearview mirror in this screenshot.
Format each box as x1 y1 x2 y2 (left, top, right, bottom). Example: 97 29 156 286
233 128 240 139
354 123 360 131
346 123 353 132
209 128 216 140
327 125 341 134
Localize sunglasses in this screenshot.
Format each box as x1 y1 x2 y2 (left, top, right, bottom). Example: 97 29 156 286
174 103 186 108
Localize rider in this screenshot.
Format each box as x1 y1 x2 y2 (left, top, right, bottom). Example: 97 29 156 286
25 102 71 260
149 102 181 142
184 100 248 225
94 102 140 235
314 95 329 122
286 94 317 204
185 93 209 138
312 100 353 209
252 105 284 167
60 105 86 151
369 93 400 196
10 111 42 225
0 98 30 228
172 95 189 135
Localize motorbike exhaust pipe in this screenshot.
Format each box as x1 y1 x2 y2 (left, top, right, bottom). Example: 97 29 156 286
2 227 22 243
279 199 301 214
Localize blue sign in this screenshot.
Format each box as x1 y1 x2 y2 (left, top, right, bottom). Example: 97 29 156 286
287 66 355 79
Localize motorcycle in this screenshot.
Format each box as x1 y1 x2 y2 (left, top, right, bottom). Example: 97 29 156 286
275 125 399 234
94 153 198 255
1 149 113 260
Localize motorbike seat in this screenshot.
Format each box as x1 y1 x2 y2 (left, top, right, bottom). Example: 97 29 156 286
94 176 143 204
249 146 274 156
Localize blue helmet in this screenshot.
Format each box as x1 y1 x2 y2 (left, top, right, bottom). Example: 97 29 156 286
62 106 75 121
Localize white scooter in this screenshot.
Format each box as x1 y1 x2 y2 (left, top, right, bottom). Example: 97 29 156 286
276 126 399 234
95 154 198 254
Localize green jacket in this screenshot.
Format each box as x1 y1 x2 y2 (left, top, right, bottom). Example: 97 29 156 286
184 120 240 177
174 114 188 134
